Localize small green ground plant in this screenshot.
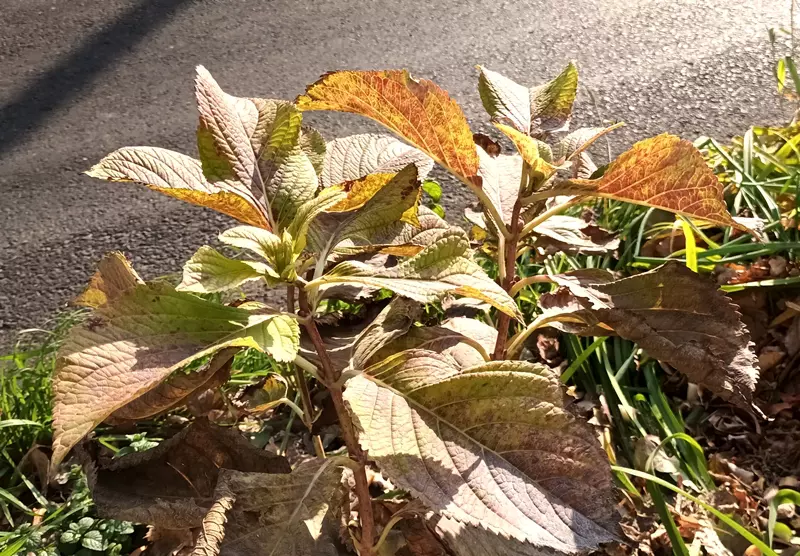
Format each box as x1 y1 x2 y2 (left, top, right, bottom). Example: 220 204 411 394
46 64 768 555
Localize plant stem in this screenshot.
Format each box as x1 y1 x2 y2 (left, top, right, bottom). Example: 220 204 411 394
493 197 523 359
298 290 376 555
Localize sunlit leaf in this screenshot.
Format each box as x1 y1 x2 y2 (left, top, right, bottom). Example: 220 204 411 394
178 246 274 293
308 229 521 319
106 347 238 425
238 373 289 414
297 70 480 186
287 187 348 255
541 261 760 411
552 124 623 164
86 147 269 228
537 134 740 229
219 226 297 283
351 297 421 369
308 164 421 261
321 133 434 187
193 459 343 555
52 262 299 472
343 350 619 554
478 62 578 135
475 145 523 228
74 252 143 308
81 420 289 529
493 122 558 180
532 215 620 255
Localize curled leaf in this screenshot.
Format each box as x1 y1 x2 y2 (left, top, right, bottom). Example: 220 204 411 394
82 420 289 529
532 215 620 255
178 246 273 293
540 261 760 411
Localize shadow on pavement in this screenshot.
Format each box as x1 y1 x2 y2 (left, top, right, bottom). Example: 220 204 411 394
0 0 193 158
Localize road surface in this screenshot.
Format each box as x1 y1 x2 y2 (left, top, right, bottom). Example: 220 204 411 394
0 0 793 346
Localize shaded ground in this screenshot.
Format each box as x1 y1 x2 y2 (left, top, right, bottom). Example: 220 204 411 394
0 0 794 345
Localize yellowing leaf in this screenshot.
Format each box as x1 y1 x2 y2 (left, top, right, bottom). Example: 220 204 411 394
308 164 422 260
530 61 579 133
343 350 619 554
105 347 237 424
74 252 143 308
287 187 348 255
52 265 299 472
493 122 558 179
478 62 578 135
219 226 297 282
86 147 269 228
540 134 740 228
178 246 273 293
322 133 434 187
308 229 521 319
327 172 400 212
541 261 761 411
297 70 480 186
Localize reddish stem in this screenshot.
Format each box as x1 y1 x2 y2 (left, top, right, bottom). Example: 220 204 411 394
493 198 523 359
298 291 376 555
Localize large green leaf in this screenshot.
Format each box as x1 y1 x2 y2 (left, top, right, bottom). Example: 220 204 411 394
308 229 521 319
478 62 578 135
51 256 299 472
85 146 269 228
193 459 344 555
537 261 760 411
321 133 434 187
343 350 619 554
178 245 274 293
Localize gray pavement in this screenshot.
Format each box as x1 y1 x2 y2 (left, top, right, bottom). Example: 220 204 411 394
0 0 794 346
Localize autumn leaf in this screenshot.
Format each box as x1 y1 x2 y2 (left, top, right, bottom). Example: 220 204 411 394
531 262 761 411
106 348 238 425
493 122 559 180
51 256 300 473
86 147 269 228
192 459 344 555
478 62 578 135
81 420 290 529
322 133 434 187
308 229 521 319
532 215 620 255
74 252 143 308
297 70 479 186
343 350 619 554
535 134 741 229
350 297 421 369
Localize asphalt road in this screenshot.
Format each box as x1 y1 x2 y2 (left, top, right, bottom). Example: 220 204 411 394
0 0 794 346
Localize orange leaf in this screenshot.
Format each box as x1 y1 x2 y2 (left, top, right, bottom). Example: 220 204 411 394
543 134 738 228
493 122 558 179
296 70 480 187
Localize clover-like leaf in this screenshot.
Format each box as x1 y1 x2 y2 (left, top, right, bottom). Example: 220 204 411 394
297 70 479 186
192 459 344 556
178 246 274 293
343 350 619 554
81 420 290 529
539 261 760 411
322 133 434 187
478 62 578 135
308 229 521 319
86 147 269 228
537 134 741 229
51 256 300 472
